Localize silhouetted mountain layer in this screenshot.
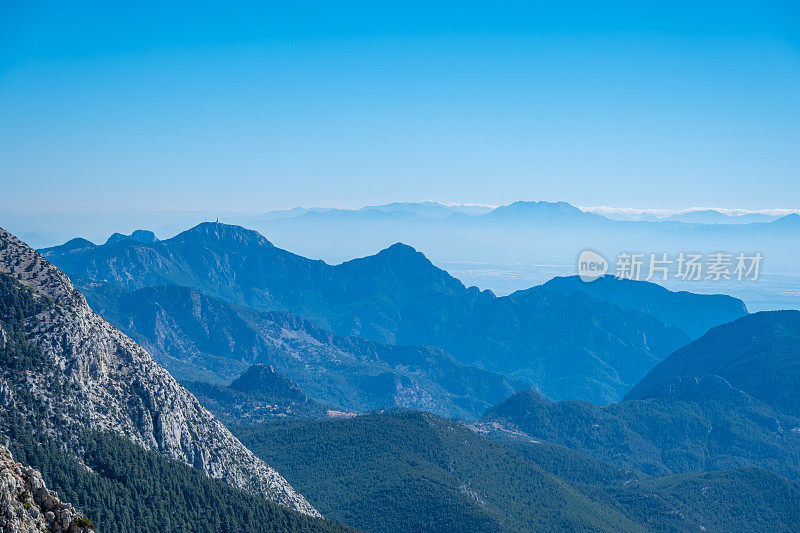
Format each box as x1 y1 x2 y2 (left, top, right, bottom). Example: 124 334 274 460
541 275 747 338
626 311 800 416
42 222 747 403
482 311 800 479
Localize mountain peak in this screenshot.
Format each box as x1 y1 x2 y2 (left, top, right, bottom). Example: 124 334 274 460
772 213 800 226
177 222 274 247
481 388 550 421
383 242 421 255
487 201 601 221
54 237 97 252
105 229 158 246
367 242 445 272
511 200 575 208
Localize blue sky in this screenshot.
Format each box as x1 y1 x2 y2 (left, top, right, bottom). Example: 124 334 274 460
1 1 799 213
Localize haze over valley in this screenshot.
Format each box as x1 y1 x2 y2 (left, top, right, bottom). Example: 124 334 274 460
10 200 799 311
2 1 799 531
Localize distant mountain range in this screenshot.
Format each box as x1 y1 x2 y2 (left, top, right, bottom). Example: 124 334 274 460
662 209 780 224
589 207 785 224
41 222 746 404
4 201 792 245
7 201 799 312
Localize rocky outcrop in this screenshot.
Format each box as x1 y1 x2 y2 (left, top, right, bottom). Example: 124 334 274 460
0 444 93 533
0 227 318 516
185 365 329 425
230 364 311 402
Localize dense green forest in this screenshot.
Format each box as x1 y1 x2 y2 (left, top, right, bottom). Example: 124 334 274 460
606 468 800 532
236 411 800 533
235 412 645 532
482 388 800 479
4 426 350 533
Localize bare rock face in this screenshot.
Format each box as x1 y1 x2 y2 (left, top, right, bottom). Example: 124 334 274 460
0 443 93 533
0 227 319 517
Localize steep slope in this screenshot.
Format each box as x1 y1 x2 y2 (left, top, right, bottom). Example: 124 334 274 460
0 227 317 515
92 284 515 418
541 275 747 338
42 222 745 403
0 444 93 533
626 311 800 416
234 411 643 533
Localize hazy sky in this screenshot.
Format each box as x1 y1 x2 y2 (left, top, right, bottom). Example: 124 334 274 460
2 1 799 213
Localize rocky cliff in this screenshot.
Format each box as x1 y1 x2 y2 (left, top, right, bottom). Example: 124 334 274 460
0 443 93 533
0 227 318 516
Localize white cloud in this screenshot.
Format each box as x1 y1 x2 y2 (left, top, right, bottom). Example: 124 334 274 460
579 205 800 219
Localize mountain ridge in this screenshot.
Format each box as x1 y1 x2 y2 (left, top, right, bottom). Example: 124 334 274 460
625 310 800 416
41 222 748 403
540 274 747 338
